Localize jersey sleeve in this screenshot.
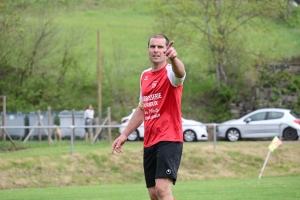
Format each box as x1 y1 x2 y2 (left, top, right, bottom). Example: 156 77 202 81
166 64 186 87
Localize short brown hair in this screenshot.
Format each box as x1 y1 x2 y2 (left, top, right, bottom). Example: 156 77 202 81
147 34 170 47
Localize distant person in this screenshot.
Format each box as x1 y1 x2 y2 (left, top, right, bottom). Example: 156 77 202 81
84 104 94 141
53 124 62 141
112 34 186 200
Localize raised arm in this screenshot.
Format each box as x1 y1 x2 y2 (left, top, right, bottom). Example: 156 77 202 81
164 41 185 78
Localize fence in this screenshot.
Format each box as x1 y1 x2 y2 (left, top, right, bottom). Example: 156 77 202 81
0 121 298 155
0 107 112 148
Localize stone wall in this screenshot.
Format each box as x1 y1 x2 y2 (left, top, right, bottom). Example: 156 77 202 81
230 64 300 118
229 89 298 118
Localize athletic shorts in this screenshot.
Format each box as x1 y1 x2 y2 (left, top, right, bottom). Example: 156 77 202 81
143 141 183 188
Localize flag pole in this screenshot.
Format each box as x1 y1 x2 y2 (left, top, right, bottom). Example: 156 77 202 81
258 136 282 179
258 150 271 179
97 29 102 132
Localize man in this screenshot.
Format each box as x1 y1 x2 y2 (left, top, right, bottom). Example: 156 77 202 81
112 34 186 200
84 104 94 141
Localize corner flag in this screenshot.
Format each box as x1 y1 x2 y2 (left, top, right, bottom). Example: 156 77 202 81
268 136 282 152
259 136 283 179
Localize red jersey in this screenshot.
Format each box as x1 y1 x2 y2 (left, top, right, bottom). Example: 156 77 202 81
139 63 185 148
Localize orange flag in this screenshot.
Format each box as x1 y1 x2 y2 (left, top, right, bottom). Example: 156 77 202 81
268 136 282 152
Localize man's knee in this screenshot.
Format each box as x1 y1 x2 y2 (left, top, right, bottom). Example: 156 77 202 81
148 187 158 200
155 178 173 198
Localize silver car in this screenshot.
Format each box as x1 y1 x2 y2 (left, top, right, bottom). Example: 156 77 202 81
217 108 300 141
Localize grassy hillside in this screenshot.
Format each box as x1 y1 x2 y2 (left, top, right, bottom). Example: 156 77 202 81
2 0 300 122
0 140 299 190
42 1 300 121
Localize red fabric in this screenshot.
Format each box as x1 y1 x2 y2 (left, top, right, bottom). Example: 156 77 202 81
140 64 183 148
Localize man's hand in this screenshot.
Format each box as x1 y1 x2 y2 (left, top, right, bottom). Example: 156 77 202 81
164 40 185 78
164 41 177 60
111 134 127 154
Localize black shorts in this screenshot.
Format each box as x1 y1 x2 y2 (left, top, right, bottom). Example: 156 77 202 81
143 141 183 188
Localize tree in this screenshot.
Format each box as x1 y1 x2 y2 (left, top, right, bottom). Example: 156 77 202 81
152 0 290 89
0 0 25 96
0 0 90 111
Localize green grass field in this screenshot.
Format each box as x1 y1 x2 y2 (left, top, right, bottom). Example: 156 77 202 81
0 140 300 199
0 176 299 200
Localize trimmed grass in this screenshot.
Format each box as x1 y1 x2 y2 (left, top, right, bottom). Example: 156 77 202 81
1 140 300 191
0 176 299 200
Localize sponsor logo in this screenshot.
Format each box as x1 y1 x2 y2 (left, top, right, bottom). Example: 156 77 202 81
144 76 148 80
152 80 158 88
166 169 171 175
143 93 162 102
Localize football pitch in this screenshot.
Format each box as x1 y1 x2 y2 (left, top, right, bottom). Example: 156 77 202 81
0 176 299 200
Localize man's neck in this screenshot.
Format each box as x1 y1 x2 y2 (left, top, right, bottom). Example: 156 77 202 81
151 61 168 72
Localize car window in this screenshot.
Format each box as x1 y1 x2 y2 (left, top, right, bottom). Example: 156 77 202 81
267 112 284 120
248 112 266 121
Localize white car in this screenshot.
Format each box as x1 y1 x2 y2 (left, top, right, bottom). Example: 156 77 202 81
119 109 208 142
217 108 300 142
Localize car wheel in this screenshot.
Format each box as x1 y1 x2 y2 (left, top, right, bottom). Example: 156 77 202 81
127 130 139 141
226 128 240 142
283 127 298 141
183 130 196 142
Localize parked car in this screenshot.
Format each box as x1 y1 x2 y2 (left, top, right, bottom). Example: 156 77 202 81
119 109 208 142
217 108 300 142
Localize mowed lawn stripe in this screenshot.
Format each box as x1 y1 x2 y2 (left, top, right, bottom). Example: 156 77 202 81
1 176 299 200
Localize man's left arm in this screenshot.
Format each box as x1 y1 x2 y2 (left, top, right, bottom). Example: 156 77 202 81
169 57 185 78
164 41 185 78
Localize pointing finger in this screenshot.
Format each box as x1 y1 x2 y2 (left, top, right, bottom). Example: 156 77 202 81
166 41 174 50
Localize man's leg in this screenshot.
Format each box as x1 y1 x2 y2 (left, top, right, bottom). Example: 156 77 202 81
155 178 173 200
145 142 181 200
148 178 174 200
85 132 88 141
148 186 158 200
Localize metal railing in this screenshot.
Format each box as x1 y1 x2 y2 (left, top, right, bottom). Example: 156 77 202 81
0 122 297 156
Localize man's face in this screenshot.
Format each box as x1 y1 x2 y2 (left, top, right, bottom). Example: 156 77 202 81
148 38 167 64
